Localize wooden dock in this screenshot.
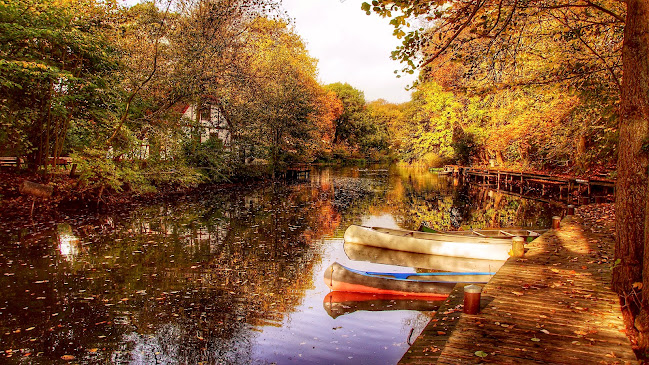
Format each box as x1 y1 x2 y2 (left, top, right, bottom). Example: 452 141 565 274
442 165 615 203
400 213 637 364
279 164 310 180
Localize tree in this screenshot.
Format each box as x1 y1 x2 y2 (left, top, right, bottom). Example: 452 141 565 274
325 83 366 145
218 17 323 171
366 99 404 158
0 0 120 171
311 90 344 153
365 0 649 349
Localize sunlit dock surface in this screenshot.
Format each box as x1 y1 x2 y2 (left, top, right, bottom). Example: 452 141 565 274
400 214 637 364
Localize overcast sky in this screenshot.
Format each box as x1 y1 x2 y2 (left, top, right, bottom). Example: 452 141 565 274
281 0 416 103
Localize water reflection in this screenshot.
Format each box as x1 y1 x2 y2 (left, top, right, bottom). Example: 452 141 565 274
323 292 444 319
57 224 80 261
0 165 563 363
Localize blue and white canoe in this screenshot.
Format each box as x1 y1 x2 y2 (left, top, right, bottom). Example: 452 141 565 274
324 262 494 297
344 225 514 260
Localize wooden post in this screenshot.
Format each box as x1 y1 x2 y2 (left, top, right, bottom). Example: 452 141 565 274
567 204 575 216
552 216 561 230
463 284 482 315
511 236 525 257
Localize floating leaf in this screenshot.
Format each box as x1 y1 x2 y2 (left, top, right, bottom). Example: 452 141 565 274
531 337 541 342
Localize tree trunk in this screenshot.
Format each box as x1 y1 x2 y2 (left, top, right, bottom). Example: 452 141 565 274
615 0 649 292
576 133 587 170
614 0 649 349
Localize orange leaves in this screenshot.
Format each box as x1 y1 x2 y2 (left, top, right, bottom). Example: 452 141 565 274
311 90 343 144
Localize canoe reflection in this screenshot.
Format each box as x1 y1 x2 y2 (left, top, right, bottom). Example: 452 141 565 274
323 291 445 319
344 242 505 272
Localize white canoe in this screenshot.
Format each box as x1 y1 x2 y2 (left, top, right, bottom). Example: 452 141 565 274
343 242 505 273
343 225 514 260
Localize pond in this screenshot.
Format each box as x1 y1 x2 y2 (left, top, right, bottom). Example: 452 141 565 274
0 165 564 364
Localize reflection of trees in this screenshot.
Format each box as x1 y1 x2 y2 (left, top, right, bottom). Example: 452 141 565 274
387 166 459 230
364 166 562 231
0 180 342 363
460 187 561 229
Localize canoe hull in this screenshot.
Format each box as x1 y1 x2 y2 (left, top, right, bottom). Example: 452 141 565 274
324 262 467 297
344 242 505 272
344 225 512 260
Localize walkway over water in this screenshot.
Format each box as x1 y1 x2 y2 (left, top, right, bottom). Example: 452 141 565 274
443 165 615 203
400 211 637 364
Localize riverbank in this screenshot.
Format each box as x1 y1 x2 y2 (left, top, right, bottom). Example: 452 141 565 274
400 203 639 364
0 171 273 223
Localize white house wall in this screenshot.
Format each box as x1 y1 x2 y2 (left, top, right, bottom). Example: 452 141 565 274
182 104 231 146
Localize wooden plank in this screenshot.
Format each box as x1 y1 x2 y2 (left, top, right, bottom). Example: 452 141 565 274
398 283 466 364
400 216 637 364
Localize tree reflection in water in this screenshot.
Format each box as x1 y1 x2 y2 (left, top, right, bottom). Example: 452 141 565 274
0 165 563 363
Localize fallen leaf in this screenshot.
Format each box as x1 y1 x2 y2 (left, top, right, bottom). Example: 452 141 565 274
61 355 75 361
474 350 488 358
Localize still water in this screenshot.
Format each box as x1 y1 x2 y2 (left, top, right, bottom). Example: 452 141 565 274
0 166 563 364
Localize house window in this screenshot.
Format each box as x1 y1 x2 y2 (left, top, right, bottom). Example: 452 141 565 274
201 105 211 122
